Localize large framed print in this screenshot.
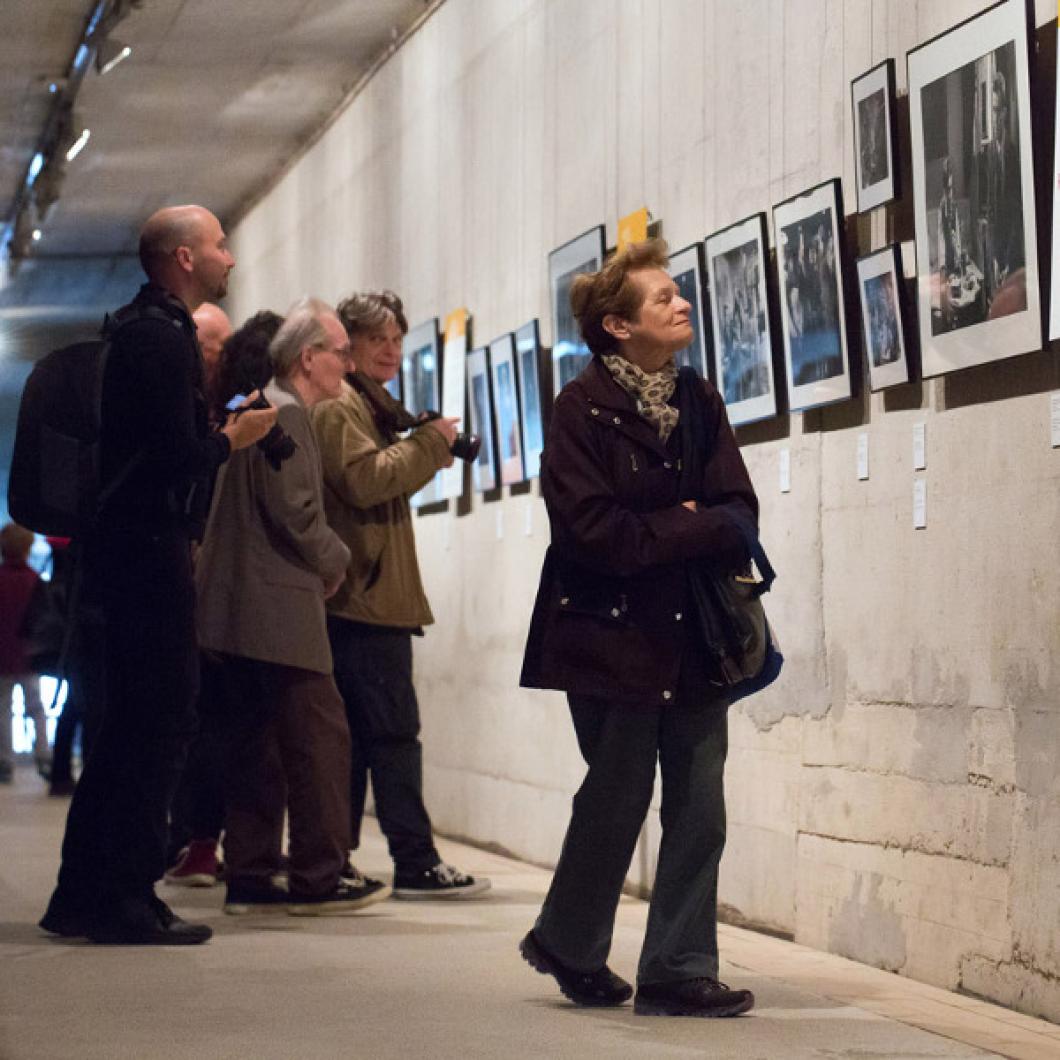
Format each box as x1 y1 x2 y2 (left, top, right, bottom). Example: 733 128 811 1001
908 0 1041 375
549 225 605 396
852 59 900 213
489 332 524 486
1049 0 1060 339
857 244 913 390
773 180 854 412
402 318 442 507
466 346 498 493
704 213 779 425
438 308 470 499
514 320 545 480
668 243 709 378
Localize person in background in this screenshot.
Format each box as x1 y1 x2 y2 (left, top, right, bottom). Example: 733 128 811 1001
196 297 389 916
311 289 489 899
192 302 232 412
165 309 284 888
519 239 758 1018
0 522 51 784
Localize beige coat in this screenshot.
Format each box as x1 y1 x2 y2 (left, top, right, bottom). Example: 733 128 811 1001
310 381 449 629
196 379 350 674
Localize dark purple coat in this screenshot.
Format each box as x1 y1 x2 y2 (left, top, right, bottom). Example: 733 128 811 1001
519 358 758 707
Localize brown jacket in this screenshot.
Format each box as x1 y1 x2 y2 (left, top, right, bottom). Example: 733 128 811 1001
196 379 350 675
311 381 451 629
519 358 758 706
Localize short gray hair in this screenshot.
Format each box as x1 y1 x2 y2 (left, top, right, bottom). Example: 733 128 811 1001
337 290 407 338
269 297 338 377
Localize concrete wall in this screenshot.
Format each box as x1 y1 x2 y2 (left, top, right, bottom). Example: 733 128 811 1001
227 0 1060 1022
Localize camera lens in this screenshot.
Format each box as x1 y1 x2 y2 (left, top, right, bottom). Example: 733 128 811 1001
450 431 481 463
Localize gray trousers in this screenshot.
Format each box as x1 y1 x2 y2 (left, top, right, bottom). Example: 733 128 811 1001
535 694 728 986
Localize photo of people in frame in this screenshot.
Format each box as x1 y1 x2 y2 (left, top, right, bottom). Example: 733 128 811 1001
514 321 544 480
553 260 594 390
466 347 497 493
669 251 708 378
863 271 901 367
711 239 771 404
489 333 524 486
858 88 889 191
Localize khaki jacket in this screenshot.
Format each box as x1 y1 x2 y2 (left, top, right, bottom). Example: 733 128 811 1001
311 381 450 629
196 379 350 674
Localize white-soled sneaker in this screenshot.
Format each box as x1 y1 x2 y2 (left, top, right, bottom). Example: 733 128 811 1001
392 861 491 900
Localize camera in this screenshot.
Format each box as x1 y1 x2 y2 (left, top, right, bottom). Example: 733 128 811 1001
421 410 481 463
227 392 297 471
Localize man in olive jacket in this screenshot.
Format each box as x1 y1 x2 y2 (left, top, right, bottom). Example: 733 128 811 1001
311 290 489 899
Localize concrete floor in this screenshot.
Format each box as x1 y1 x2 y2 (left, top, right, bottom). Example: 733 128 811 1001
1 763 1058 1060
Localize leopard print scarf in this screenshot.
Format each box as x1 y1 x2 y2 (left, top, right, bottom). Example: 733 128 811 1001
600 354 679 440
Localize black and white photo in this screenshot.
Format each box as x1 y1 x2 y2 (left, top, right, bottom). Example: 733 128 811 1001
857 244 913 390
668 243 709 378
514 319 546 480
704 213 779 425
548 225 605 397
402 317 443 507
908 0 1040 374
466 345 498 493
773 180 853 412
852 60 899 213
489 332 524 486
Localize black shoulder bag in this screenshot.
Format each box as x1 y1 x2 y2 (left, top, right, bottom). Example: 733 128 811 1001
675 367 782 703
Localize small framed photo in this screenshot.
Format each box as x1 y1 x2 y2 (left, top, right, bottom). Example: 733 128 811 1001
908 0 1041 375
514 319 545 480
773 179 854 413
549 224 605 397
401 317 443 507
852 59 900 213
856 244 913 390
489 332 525 486
668 243 710 378
466 346 498 492
704 213 779 425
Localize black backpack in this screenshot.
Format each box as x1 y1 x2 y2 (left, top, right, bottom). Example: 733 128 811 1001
7 305 167 537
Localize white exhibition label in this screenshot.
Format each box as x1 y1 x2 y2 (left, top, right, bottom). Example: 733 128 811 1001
524 498 534 536
443 513 452 552
779 448 792 493
856 433 870 481
496 509 504 541
913 422 927 471
913 479 927 529
1051 392 1060 448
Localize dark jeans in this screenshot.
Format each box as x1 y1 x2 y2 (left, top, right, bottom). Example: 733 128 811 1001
166 654 226 862
48 529 200 918
217 655 351 898
50 612 106 787
535 693 729 986
328 617 440 874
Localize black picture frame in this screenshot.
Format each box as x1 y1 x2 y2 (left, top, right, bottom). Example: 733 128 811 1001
548 224 605 397
401 317 442 507
852 58 900 213
668 242 710 379
773 178 855 412
488 332 524 486
466 345 498 493
513 319 545 480
856 243 914 390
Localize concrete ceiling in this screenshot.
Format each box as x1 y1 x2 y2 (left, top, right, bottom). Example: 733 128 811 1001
0 0 429 364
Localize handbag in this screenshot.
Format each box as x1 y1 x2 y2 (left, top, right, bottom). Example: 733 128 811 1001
675 367 783 702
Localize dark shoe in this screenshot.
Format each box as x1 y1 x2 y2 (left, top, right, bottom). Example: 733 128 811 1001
39 891 91 938
0 762 12 784
519 929 632 1007
634 977 755 1018
393 861 491 900
339 860 387 892
224 882 290 916
48 777 77 798
87 896 213 945
287 878 391 916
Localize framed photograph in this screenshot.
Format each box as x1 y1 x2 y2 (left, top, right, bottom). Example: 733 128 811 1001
466 346 498 493
704 213 779 425
549 224 605 396
773 179 854 412
668 243 710 378
852 59 900 213
907 0 1041 375
514 319 545 480
857 244 913 390
1052 11 1060 341
401 318 442 507
438 307 470 500
489 332 525 486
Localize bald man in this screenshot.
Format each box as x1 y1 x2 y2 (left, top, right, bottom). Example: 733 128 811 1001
40 206 276 946
193 302 232 408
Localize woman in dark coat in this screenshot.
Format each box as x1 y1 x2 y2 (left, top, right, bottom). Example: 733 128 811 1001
519 239 759 1018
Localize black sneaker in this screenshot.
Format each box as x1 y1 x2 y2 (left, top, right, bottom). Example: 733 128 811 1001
224 882 290 916
339 859 387 892
519 929 633 1007
287 878 391 916
634 977 755 1018
392 861 491 899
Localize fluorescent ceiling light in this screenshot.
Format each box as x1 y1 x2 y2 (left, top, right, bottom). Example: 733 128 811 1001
66 128 91 162
28 152 45 183
32 229 42 242
97 40 132 75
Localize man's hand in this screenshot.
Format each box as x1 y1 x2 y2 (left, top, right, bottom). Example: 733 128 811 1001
222 390 278 451
424 416 459 467
682 500 699 512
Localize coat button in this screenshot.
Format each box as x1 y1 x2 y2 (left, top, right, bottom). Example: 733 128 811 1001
674 612 682 621
664 461 673 469
610 607 620 618
590 408 599 416
613 416 622 424
560 596 570 606
662 690 673 701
